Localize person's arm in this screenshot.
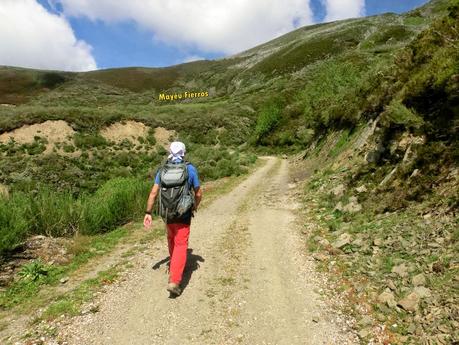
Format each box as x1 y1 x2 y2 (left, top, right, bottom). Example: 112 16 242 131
144 184 159 228
189 165 202 211
194 186 202 211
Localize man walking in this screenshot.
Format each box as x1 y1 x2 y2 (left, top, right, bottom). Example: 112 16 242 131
144 141 202 296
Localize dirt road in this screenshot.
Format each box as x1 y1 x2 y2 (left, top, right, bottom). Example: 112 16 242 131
62 157 357 345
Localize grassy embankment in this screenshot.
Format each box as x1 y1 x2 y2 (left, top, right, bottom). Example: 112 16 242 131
294 3 458 343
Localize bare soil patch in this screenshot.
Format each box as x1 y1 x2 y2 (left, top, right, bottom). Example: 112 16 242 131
100 121 149 145
0 120 75 154
154 127 176 148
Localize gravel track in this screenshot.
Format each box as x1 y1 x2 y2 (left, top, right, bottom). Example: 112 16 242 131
60 157 358 345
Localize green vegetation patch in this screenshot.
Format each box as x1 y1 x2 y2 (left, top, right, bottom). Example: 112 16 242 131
39 266 119 321
252 23 369 75
0 178 149 254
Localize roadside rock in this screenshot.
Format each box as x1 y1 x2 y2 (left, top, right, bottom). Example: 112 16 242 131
412 273 426 286
288 183 297 189
341 197 362 213
334 201 344 212
312 253 328 262
0 272 14 286
373 238 383 246
81 303 99 315
332 233 352 249
358 315 373 327
365 143 385 164
398 292 420 312
331 184 345 198
358 328 371 339
318 238 330 247
355 185 367 194
352 238 363 247
380 167 398 186
410 169 420 178
378 289 397 308
413 286 431 298
387 280 397 291
391 263 408 278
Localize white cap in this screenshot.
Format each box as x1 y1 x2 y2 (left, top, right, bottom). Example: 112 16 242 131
169 141 186 160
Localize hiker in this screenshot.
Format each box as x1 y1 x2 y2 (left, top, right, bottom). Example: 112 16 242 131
144 141 202 296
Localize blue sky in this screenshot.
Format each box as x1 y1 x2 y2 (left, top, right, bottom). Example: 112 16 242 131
1 0 429 71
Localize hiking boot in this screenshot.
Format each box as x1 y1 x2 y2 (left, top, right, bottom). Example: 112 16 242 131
167 282 182 296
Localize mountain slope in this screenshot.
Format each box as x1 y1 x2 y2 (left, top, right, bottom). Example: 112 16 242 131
0 0 447 105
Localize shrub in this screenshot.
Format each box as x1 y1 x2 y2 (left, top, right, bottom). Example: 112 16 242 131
0 178 152 254
254 102 282 143
38 72 67 89
30 187 80 237
80 178 150 234
74 133 107 149
381 100 424 128
300 58 366 132
63 144 75 153
20 136 48 155
145 129 156 145
0 193 30 253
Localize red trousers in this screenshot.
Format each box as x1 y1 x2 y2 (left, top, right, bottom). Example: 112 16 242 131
166 223 190 284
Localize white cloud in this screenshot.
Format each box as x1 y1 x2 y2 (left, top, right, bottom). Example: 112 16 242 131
0 0 96 71
323 0 365 22
51 0 313 55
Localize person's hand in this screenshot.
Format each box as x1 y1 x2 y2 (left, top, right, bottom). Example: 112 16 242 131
144 214 152 229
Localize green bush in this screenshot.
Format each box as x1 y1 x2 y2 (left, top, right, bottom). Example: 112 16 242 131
0 193 30 253
0 178 151 254
80 178 150 234
30 187 80 237
300 58 366 132
254 102 282 143
38 72 67 89
63 144 75 153
145 129 157 145
381 100 424 128
19 136 48 155
74 133 107 149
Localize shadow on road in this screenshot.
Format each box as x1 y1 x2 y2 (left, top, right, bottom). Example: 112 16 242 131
151 248 205 298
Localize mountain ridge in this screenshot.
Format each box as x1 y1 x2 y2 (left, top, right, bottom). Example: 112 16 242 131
0 0 450 105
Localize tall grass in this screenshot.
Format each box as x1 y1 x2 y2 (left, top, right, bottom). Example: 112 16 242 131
0 193 30 254
0 178 151 254
80 178 149 234
0 147 258 254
